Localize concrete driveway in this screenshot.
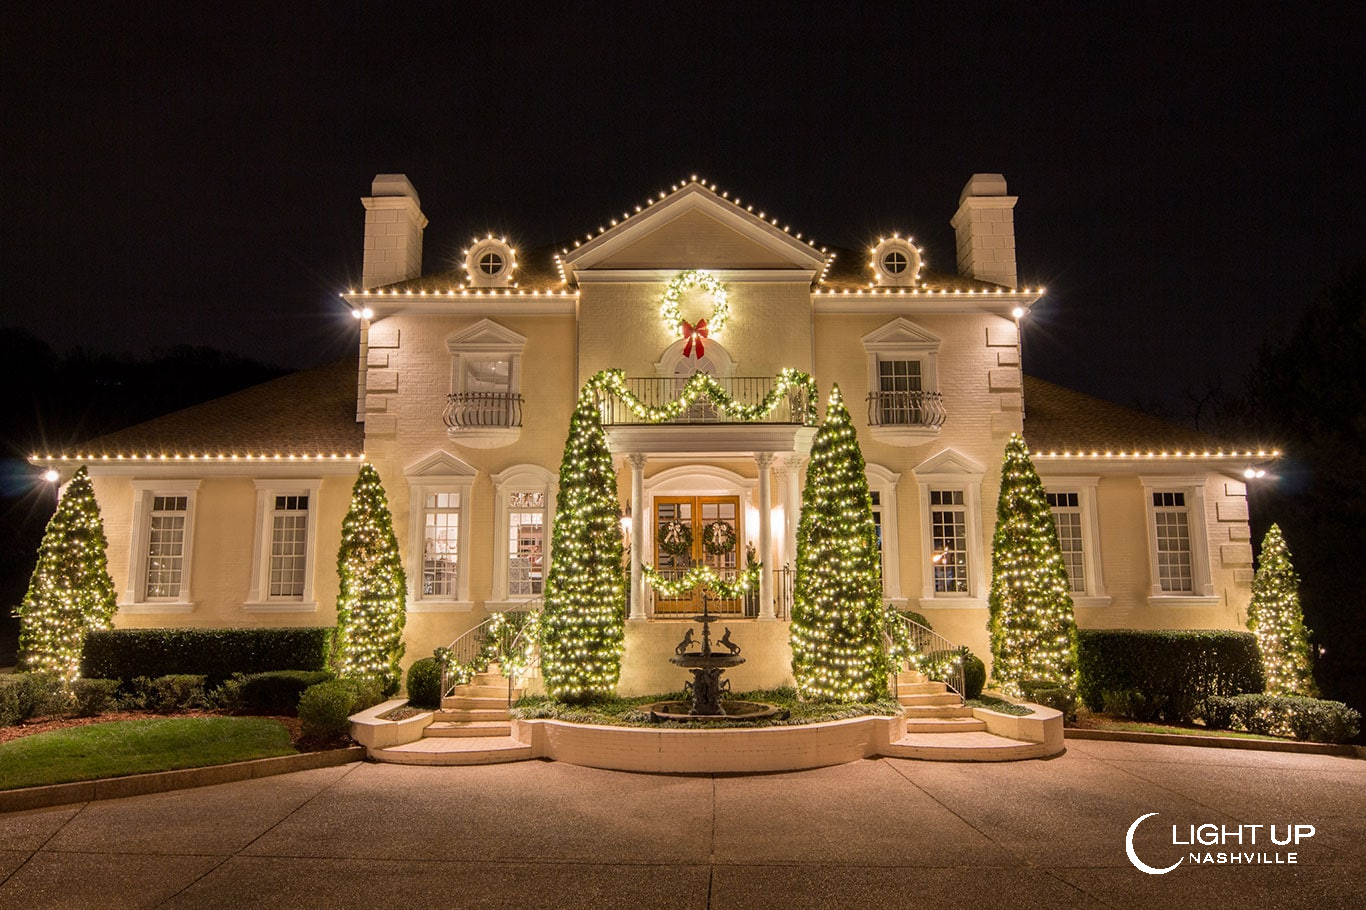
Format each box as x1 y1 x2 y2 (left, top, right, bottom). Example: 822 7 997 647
1 739 1362 909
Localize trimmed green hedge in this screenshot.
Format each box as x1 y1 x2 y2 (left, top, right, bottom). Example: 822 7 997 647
237 670 335 714
1204 694 1361 744
1077 630 1263 723
406 657 442 709
298 678 384 742
83 628 334 683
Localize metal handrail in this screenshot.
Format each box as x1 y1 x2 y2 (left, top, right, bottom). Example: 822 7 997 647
887 612 966 699
866 390 946 428
444 391 524 429
438 599 543 700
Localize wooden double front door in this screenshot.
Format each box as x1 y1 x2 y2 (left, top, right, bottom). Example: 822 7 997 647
653 495 741 615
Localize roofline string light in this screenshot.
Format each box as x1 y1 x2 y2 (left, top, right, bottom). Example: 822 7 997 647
1032 449 1280 459
33 453 365 463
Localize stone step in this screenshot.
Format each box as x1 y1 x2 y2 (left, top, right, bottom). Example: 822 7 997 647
895 671 929 685
883 730 1046 762
896 682 948 696
442 695 509 711
903 717 988 734
425 721 513 738
455 684 522 700
371 735 533 766
471 673 509 687
435 708 512 722
903 704 975 718
898 693 962 707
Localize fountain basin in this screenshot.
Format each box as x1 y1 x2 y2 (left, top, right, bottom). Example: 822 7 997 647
670 654 745 670
646 700 787 722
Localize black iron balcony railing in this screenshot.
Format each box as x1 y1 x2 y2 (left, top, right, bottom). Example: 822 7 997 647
444 392 524 429
598 376 809 426
866 390 947 429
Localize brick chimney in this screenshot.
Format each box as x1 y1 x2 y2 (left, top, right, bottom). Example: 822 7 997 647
360 174 427 289
949 173 1018 289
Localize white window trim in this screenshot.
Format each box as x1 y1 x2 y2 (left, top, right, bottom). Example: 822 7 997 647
1040 475 1110 607
122 479 201 613
862 318 942 444
446 319 527 395
653 337 737 377
409 478 475 613
914 450 986 608
1140 475 1218 606
488 465 558 609
245 479 322 613
865 463 904 606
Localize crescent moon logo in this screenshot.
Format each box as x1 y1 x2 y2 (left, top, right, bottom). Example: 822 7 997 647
1127 812 1183 875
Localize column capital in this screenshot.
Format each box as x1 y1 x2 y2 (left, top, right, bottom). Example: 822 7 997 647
627 452 649 470
754 451 775 470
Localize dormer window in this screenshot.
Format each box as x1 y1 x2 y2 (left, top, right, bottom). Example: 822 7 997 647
465 238 515 287
871 237 923 287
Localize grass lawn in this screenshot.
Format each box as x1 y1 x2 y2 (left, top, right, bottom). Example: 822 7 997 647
1072 715 1285 741
0 716 297 791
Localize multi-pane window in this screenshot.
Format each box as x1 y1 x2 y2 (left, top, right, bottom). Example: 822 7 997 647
1152 491 1193 593
269 495 309 598
1046 492 1086 593
929 489 969 593
870 490 884 574
877 359 923 425
145 495 188 599
507 491 545 597
423 492 461 598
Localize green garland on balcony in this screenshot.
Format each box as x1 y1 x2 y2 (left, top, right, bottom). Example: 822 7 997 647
585 368 819 425
643 563 762 600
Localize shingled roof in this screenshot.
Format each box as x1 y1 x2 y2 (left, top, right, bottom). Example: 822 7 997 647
817 244 1009 292
1022 375 1232 454
46 356 363 458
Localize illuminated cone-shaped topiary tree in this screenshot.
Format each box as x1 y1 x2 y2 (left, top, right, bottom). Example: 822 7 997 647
334 462 408 695
1248 524 1316 696
541 392 626 703
790 385 889 701
987 434 1078 695
18 466 117 682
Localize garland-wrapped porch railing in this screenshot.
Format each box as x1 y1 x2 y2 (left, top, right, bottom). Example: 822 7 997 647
885 611 966 700
589 368 819 426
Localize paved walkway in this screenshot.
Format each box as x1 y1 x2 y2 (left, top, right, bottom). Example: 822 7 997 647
1 740 1362 909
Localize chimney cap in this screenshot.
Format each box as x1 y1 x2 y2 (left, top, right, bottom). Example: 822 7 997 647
959 173 1009 205
370 174 420 204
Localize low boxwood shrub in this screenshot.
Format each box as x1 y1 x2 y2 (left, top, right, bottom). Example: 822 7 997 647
1077 630 1263 723
406 657 442 709
1101 688 1168 723
235 670 335 714
298 677 385 742
1203 694 1361 743
70 678 120 717
82 628 334 683
959 648 986 700
129 674 208 712
1021 679 1079 722
0 673 67 725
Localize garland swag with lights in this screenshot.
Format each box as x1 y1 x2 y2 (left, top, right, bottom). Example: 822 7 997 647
789 385 889 702
987 435 1079 695
642 563 761 600
17 466 117 682
1248 524 1316 696
541 395 627 703
334 462 408 695
586 368 818 425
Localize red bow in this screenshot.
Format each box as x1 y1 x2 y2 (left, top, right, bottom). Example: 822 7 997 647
681 318 708 358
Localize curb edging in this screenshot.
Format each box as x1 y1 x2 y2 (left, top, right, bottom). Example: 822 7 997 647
1065 728 1363 757
0 746 366 814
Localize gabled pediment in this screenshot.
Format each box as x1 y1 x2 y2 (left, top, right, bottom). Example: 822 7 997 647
561 183 826 281
862 318 942 352
914 448 986 478
445 319 528 354
406 450 477 478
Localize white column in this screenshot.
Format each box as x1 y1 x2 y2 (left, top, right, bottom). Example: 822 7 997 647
756 452 775 620
628 453 648 621
781 456 804 566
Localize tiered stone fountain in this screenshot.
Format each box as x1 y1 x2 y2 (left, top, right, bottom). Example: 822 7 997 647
648 594 782 722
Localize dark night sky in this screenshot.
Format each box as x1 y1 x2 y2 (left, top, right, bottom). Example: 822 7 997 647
2 2 1362 410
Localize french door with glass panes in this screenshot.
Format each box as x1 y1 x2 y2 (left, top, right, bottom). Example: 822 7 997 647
652 496 740 615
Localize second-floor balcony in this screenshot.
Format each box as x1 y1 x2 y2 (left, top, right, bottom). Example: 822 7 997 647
597 375 816 457
443 391 523 448
865 390 946 444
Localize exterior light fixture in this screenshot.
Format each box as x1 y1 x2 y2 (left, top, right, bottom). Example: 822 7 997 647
1011 306 1027 319
43 468 60 483
1243 467 1267 479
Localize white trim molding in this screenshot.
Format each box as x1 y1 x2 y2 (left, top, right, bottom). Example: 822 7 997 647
862 317 943 445
122 479 201 611
865 463 904 603
245 479 322 613
488 464 558 608
913 449 987 606
1139 474 1216 605
407 450 477 611
1039 475 1109 605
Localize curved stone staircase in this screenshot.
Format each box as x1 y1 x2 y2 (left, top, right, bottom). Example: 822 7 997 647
883 671 1053 761
369 670 534 766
